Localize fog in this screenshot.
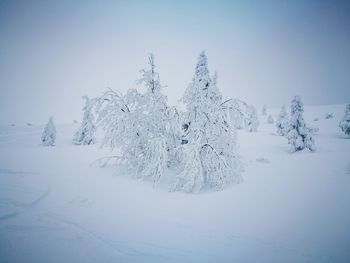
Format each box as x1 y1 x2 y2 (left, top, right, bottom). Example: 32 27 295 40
1 0 350 124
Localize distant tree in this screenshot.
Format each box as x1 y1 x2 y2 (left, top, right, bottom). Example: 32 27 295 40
73 96 96 145
41 116 56 146
174 51 241 192
267 115 274 124
286 96 315 152
275 105 289 136
261 105 267 115
245 105 259 132
339 103 350 135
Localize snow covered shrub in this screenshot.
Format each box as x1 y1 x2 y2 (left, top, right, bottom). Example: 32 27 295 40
41 116 56 146
325 112 334 119
226 99 245 129
73 96 96 145
261 105 267 115
225 99 259 132
275 105 289 136
339 103 350 135
286 96 315 152
174 51 241 192
267 115 274 124
308 126 319 134
96 54 182 183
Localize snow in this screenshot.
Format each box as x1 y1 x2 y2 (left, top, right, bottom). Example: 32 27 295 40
0 104 349 263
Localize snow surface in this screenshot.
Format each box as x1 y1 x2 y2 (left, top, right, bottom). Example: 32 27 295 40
0 104 349 263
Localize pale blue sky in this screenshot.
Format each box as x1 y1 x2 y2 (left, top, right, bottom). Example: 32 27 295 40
1 0 350 124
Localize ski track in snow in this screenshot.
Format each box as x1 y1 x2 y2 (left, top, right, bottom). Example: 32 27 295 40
41 211 193 262
0 186 50 208
0 211 19 221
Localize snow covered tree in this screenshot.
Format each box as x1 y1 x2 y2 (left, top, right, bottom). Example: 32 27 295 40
226 99 245 129
224 99 259 132
267 115 274 124
286 96 315 152
275 105 289 136
134 54 183 181
96 54 181 183
339 103 350 135
245 105 259 132
174 51 241 192
73 96 96 145
261 105 267 115
41 116 56 146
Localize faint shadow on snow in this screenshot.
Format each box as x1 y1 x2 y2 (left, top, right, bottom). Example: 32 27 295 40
0 168 33 176
331 133 350 140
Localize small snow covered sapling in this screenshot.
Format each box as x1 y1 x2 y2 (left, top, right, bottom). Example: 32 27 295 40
339 103 350 135
267 115 274 124
286 96 315 152
276 105 289 136
261 105 267 115
41 116 56 146
325 112 334 119
73 96 96 145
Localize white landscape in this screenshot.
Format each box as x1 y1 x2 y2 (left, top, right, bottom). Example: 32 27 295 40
1 1 350 263
1 103 349 263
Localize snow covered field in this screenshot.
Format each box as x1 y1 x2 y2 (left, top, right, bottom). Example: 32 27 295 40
1 104 349 263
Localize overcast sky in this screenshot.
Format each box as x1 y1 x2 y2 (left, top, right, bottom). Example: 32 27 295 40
1 0 350 124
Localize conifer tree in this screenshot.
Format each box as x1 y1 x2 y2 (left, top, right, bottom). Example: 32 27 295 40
339 103 350 135
73 96 96 145
41 116 56 146
175 51 241 192
286 96 315 152
267 115 274 124
276 105 289 136
245 105 259 132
